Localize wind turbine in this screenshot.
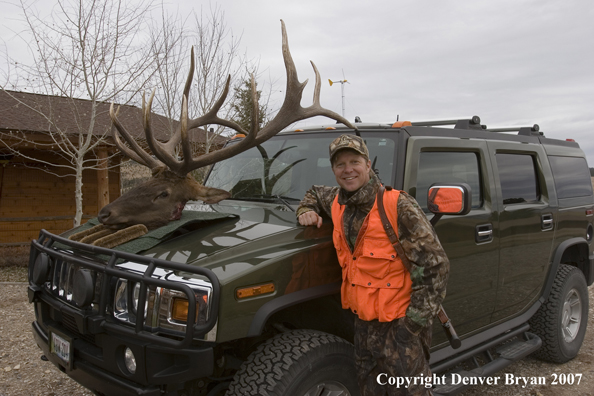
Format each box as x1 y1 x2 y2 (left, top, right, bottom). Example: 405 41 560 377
329 70 349 118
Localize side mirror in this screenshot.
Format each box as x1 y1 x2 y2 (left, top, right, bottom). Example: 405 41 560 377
427 183 471 226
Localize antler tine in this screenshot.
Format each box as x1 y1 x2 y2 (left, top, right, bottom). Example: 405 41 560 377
180 94 193 170
159 46 197 156
109 102 162 169
141 89 183 172
299 60 356 127
149 20 355 176
250 19 356 144
250 73 259 133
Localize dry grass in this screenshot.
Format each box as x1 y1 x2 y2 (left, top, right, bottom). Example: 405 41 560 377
0 246 29 282
0 245 29 268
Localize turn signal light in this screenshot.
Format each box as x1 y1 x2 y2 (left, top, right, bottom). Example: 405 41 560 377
236 283 275 299
171 296 207 322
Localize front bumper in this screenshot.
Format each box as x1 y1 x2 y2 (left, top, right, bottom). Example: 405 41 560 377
28 229 220 395
31 299 214 396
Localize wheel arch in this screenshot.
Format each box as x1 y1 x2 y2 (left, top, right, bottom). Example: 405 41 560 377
246 282 341 337
544 237 591 302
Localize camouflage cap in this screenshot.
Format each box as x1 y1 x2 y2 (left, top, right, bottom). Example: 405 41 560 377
329 134 369 162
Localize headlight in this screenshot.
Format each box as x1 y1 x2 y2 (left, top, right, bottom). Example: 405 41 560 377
112 273 215 341
113 279 149 325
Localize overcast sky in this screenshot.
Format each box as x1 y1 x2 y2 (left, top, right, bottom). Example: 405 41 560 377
2 0 594 164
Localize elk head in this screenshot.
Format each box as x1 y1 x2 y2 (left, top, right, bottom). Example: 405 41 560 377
99 20 356 230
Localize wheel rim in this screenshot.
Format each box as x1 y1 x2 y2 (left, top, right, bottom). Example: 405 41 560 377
561 288 582 343
303 381 352 396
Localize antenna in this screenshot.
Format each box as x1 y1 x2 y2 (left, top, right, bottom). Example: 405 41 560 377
329 70 349 118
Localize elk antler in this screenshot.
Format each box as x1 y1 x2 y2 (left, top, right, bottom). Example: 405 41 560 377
110 20 356 176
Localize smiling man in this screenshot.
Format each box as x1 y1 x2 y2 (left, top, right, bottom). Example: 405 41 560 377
297 134 450 396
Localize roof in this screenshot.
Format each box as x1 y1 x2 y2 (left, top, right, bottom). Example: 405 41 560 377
0 90 226 145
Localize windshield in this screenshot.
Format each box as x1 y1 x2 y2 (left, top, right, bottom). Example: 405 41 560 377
205 133 396 202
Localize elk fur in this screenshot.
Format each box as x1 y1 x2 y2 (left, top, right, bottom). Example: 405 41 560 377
92 224 148 249
69 224 148 248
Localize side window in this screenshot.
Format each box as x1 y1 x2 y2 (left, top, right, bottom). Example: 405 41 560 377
416 151 482 211
496 153 539 204
548 156 593 199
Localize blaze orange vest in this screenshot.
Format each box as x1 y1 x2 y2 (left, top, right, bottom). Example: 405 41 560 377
331 190 413 322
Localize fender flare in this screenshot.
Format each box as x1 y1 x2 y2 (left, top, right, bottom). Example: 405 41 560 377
541 237 589 302
246 282 341 337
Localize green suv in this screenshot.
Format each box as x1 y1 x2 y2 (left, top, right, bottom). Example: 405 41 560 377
28 116 593 395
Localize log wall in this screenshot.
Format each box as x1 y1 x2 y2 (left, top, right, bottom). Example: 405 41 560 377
0 151 120 244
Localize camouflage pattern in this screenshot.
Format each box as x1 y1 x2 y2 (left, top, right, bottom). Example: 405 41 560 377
296 173 450 330
355 316 433 396
329 134 370 163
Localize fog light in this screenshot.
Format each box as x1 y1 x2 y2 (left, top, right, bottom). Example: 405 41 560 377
124 347 136 374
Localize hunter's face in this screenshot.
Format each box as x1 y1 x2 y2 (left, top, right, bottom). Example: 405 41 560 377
332 150 371 192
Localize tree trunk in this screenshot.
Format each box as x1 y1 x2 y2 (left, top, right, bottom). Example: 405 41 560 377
74 160 84 227
97 148 109 210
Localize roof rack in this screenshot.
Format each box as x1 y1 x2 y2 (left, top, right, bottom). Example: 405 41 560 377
410 115 543 136
411 115 484 130
488 124 542 136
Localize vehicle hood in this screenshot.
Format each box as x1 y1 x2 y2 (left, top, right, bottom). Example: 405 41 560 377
139 200 333 284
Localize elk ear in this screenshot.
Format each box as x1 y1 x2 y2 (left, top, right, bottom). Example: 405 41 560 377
195 186 231 204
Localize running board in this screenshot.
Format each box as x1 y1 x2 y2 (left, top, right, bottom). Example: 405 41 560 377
433 332 541 395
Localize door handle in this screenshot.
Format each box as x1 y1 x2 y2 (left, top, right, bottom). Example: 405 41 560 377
476 224 493 243
542 214 553 230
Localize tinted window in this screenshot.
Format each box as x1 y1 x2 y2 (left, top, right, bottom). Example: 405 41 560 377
416 152 482 211
496 153 539 204
206 135 395 201
549 156 593 199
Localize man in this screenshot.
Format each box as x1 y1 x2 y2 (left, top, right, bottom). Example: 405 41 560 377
297 134 449 396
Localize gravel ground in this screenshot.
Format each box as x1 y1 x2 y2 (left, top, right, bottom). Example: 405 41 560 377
0 281 593 396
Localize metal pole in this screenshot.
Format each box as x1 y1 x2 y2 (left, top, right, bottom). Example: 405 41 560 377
341 83 345 118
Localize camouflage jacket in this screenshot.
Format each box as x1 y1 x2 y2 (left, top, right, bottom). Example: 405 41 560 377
296 172 450 332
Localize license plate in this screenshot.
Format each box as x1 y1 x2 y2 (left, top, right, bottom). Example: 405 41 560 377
50 331 71 365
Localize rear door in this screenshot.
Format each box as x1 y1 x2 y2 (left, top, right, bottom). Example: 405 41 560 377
403 136 499 344
487 142 556 322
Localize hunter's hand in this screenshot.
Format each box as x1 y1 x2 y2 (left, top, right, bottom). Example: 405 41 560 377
298 211 323 228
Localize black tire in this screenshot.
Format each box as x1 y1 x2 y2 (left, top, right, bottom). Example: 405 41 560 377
529 264 589 363
225 329 358 396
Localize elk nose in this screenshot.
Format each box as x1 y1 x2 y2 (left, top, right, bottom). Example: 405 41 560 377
98 208 111 224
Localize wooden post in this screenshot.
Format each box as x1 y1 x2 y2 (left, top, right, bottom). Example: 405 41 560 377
97 148 109 210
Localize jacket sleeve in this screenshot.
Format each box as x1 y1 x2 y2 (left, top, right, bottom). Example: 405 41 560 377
397 192 450 334
296 185 340 219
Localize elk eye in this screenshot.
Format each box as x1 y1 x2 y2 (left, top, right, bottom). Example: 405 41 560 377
159 191 169 198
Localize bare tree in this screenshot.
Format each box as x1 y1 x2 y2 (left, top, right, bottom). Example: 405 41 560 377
147 5 248 154
0 0 164 226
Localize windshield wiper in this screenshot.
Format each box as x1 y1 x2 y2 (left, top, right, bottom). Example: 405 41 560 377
233 194 299 212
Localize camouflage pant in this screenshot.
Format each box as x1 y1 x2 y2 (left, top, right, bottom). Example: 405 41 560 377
354 316 433 396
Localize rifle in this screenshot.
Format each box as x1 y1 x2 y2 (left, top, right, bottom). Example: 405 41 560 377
377 185 461 349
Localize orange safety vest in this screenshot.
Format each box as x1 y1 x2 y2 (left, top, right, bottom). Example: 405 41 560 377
331 190 413 322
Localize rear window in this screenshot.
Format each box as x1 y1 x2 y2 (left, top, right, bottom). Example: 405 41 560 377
496 153 539 204
548 156 593 199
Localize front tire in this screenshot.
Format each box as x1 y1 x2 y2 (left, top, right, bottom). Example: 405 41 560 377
529 264 589 363
226 329 358 396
